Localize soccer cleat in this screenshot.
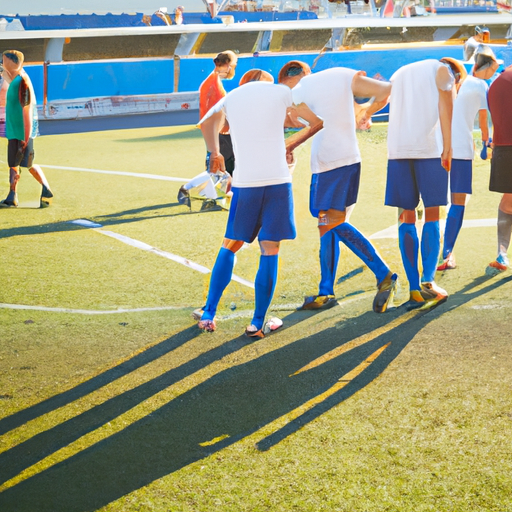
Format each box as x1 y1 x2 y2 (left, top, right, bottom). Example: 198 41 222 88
245 317 283 338
0 191 18 207
263 316 283 335
40 185 53 208
191 307 205 321
437 252 456 271
421 281 448 300
177 186 191 207
406 282 447 310
245 325 265 338
485 254 509 277
373 272 398 313
198 319 216 332
298 295 337 311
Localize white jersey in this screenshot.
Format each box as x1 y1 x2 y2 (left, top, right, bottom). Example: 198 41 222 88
202 81 293 188
452 75 489 160
388 60 453 160
291 67 360 174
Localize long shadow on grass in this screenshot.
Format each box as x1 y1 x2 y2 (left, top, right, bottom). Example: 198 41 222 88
0 308 336 485
0 326 200 437
0 275 508 511
0 206 217 240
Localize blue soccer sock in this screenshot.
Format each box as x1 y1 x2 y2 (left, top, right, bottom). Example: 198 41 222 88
399 222 421 291
333 222 390 284
202 247 236 321
252 254 279 331
443 204 464 258
318 230 340 296
421 220 441 283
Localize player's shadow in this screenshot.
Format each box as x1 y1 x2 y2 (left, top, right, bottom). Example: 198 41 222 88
1 274 508 512
0 204 214 240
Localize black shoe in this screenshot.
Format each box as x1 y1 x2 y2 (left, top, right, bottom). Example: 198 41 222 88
0 191 18 207
177 186 191 207
200 199 223 212
40 185 53 208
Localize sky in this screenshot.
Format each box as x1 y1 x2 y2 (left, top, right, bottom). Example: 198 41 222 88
1 0 206 16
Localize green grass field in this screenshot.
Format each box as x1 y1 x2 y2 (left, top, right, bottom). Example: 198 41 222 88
0 123 511 512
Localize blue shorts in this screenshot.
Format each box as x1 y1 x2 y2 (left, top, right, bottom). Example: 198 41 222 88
450 159 472 195
225 183 296 243
385 158 448 210
310 162 360 218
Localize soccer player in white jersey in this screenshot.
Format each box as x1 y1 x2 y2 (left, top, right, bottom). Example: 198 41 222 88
197 69 322 336
385 58 455 307
278 61 398 313
437 49 499 270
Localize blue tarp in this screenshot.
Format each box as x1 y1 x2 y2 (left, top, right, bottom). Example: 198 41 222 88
3 13 147 30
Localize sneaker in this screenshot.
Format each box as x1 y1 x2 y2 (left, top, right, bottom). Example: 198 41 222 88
177 186 191 207
40 185 53 208
485 254 509 277
0 191 18 207
298 295 337 311
373 272 398 313
437 252 456 271
198 319 216 332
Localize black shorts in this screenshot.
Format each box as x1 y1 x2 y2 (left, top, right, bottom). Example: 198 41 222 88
8 138 34 168
490 145 512 194
219 133 235 176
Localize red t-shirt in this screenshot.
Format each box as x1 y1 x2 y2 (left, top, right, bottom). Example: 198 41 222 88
488 67 512 146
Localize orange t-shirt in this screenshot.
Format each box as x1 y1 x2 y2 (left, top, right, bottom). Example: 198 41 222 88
199 72 226 119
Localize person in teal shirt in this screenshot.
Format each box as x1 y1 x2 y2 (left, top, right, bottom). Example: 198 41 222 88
1 50 53 208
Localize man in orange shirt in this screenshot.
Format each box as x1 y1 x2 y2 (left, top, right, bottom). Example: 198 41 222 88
178 50 238 210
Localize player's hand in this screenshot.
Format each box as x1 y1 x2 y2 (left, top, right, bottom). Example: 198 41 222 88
209 154 226 174
356 113 372 131
285 106 306 129
441 147 452 172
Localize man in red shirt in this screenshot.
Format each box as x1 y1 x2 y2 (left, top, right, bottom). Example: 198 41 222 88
177 50 237 210
486 65 512 275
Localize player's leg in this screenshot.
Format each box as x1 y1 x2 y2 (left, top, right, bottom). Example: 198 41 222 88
438 159 472 269
1 139 23 207
416 158 449 301
246 183 295 337
386 159 424 305
198 238 244 331
486 193 512 275
246 240 280 337
300 165 354 310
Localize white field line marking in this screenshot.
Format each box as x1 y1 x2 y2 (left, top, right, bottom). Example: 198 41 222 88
40 163 189 183
93 227 255 289
0 303 182 314
369 218 497 240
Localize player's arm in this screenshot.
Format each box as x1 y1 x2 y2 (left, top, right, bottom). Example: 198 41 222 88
478 108 489 144
352 73 391 128
200 109 226 173
20 75 33 146
285 103 323 153
436 65 454 171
